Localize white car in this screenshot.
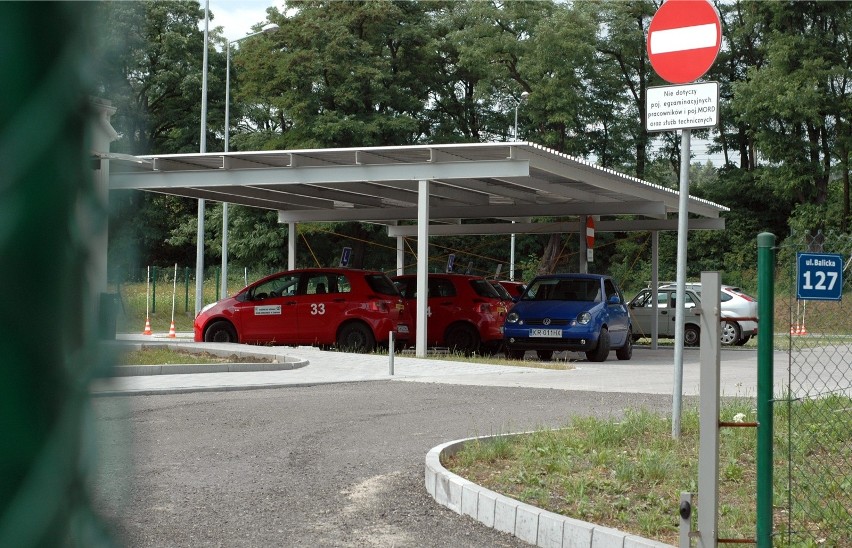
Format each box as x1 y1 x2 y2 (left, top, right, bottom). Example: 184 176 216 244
629 283 757 346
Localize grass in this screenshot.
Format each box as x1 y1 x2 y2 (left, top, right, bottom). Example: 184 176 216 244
445 397 852 546
114 279 232 334
116 347 271 366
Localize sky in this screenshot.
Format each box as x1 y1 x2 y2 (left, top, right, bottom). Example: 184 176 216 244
204 0 279 42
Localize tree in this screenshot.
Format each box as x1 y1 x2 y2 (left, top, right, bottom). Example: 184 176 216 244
93 0 227 154
732 2 852 231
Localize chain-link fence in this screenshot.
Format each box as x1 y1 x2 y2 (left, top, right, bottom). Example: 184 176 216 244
110 265 280 333
774 230 852 546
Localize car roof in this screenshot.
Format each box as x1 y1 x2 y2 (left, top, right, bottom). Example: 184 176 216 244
253 267 387 284
392 273 484 280
532 273 610 281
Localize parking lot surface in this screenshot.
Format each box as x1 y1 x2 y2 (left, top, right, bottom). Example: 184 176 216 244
95 333 775 397
91 335 779 547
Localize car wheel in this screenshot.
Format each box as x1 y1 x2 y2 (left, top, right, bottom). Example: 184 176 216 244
721 321 741 346
204 320 237 343
536 350 554 362
735 335 751 346
684 325 700 347
445 324 480 356
616 329 633 361
585 327 610 362
337 322 376 353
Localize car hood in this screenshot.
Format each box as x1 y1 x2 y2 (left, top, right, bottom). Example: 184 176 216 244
513 300 599 319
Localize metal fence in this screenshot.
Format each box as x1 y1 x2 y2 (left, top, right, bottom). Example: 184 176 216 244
775 230 852 546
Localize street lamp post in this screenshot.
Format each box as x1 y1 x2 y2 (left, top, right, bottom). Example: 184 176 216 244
510 91 529 281
221 23 278 298
196 0 210 317
513 91 529 140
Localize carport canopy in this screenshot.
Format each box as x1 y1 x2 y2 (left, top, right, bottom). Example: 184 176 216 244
109 141 728 355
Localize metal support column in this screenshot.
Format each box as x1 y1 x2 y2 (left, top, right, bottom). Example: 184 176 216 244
396 236 404 275
416 180 430 357
651 230 660 349
288 222 296 270
697 271 721 548
756 233 775 547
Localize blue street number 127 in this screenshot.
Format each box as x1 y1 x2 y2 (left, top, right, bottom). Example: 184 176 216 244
797 253 843 301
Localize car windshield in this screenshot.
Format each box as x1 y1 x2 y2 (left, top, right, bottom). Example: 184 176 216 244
522 278 601 302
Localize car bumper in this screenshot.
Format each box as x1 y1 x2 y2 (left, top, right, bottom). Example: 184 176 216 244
504 326 598 351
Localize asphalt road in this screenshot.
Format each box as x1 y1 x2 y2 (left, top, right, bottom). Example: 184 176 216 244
92 382 674 547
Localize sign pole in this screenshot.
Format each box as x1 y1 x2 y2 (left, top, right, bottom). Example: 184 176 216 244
672 128 690 439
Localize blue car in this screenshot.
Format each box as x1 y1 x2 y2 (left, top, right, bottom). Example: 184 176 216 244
503 274 632 362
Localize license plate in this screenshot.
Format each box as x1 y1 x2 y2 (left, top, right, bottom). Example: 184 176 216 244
397 325 410 334
529 328 562 338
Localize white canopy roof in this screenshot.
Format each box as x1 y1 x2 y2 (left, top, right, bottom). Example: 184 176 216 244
108 142 727 232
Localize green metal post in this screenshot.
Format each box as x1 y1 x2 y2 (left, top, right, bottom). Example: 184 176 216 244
0 3 114 545
756 232 775 547
184 266 190 313
152 265 157 314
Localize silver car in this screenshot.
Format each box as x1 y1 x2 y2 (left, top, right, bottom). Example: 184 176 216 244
629 283 757 346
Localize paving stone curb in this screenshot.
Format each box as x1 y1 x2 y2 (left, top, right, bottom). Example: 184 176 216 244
425 435 674 548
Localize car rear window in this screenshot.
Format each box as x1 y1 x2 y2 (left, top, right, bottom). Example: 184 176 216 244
470 279 500 298
365 274 400 296
490 281 512 299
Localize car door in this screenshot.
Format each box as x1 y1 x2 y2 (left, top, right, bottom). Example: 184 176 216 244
426 277 458 345
629 289 660 338
235 273 300 343
603 279 630 346
294 272 350 345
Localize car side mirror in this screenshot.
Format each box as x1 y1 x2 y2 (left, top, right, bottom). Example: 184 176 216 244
608 295 621 305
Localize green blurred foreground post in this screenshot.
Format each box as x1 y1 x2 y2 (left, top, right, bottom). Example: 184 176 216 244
756 232 775 547
0 3 115 546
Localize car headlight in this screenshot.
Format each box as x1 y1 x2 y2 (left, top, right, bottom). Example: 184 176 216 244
577 312 591 325
199 302 217 315
506 312 519 323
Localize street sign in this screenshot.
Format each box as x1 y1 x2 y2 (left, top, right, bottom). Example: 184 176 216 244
647 0 722 84
646 82 719 132
446 253 455 273
339 247 352 267
797 252 843 301
585 216 595 248
586 216 595 263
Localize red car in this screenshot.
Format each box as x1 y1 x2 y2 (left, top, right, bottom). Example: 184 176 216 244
194 268 409 352
497 280 526 300
391 273 507 355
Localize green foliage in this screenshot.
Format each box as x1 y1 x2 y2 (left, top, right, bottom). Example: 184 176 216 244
98 0 852 283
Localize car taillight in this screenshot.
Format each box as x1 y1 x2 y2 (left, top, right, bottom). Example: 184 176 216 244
366 299 389 312
739 293 756 302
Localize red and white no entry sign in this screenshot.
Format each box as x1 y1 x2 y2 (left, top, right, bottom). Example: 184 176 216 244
585 216 595 249
647 0 721 84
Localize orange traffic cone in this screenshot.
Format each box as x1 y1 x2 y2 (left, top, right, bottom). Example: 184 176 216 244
167 320 176 338
143 317 153 336
790 323 798 336
798 322 808 336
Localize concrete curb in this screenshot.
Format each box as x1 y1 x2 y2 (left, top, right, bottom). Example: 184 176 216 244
107 341 308 377
111 360 308 377
425 435 674 548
